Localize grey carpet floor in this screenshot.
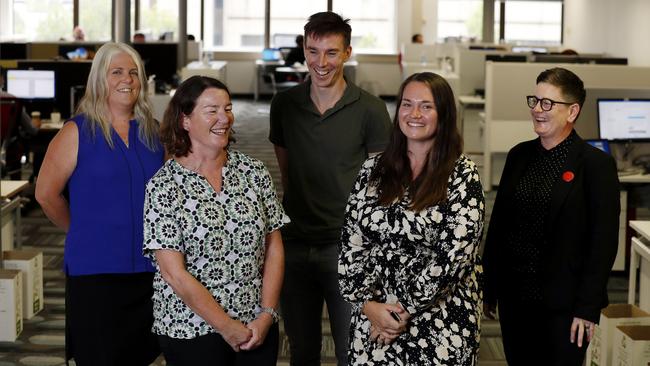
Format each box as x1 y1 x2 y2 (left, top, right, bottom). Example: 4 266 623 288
0 97 633 366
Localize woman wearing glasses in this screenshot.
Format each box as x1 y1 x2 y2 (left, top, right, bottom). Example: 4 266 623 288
482 67 620 365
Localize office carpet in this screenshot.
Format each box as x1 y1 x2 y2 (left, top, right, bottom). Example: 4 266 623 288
0 97 633 366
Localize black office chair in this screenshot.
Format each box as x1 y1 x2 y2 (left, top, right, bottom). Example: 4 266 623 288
261 64 299 96
1 97 24 179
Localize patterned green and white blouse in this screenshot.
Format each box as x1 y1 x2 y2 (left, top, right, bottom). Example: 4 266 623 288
143 149 289 339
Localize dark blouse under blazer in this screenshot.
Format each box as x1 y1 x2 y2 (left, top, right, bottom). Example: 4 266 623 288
482 133 620 323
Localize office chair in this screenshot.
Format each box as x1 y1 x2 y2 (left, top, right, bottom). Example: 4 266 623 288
1 97 24 179
261 64 299 96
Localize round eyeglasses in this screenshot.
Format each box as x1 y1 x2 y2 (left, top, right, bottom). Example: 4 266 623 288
526 95 576 111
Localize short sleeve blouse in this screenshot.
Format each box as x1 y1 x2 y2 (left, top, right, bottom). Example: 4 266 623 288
143 149 289 339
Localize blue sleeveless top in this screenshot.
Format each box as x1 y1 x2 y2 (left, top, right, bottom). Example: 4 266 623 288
65 114 164 276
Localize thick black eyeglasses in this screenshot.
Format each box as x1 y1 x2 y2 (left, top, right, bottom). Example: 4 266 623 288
526 95 576 111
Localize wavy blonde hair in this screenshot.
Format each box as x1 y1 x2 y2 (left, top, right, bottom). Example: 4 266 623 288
76 42 158 150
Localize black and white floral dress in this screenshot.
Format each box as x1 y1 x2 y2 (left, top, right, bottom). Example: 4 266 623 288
143 149 289 339
338 154 484 365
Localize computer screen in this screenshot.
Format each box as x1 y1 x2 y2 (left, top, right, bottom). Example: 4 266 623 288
485 54 528 63
272 34 299 48
598 99 650 141
261 48 282 62
6 69 55 99
585 139 611 154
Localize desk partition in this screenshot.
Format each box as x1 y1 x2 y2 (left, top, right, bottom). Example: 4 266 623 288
483 62 650 190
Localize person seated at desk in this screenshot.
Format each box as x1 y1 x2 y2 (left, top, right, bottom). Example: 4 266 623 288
283 35 305 66
1 68 39 179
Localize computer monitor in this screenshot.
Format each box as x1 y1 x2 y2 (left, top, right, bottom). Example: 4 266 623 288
16 60 92 118
261 48 282 62
131 42 178 86
585 139 611 154
485 54 528 63
533 54 628 65
598 99 650 141
6 69 55 99
0 42 27 59
272 34 299 48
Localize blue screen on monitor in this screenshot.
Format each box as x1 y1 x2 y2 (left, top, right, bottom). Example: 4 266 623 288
586 139 611 154
598 99 650 141
262 48 282 61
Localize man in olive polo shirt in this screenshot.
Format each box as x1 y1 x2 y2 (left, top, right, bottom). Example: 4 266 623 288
269 11 391 366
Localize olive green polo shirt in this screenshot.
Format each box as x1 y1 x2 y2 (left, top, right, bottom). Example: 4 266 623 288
269 79 392 243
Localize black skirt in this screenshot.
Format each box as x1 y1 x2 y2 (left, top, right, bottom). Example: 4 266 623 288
66 272 160 366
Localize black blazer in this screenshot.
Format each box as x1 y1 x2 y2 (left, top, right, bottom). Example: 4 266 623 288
483 133 620 323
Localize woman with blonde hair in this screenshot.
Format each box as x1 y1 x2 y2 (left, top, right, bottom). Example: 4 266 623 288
36 42 163 365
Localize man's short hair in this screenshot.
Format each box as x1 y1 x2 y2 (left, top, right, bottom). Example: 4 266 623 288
304 12 351 48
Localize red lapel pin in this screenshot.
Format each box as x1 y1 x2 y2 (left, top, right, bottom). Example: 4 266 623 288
562 171 575 182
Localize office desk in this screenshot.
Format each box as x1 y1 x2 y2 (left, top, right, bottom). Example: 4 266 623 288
1 180 29 252
30 120 62 180
628 221 650 312
275 65 309 82
180 61 228 82
619 173 650 184
254 60 358 100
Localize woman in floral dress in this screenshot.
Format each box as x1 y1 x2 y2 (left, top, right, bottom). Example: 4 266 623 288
338 72 485 365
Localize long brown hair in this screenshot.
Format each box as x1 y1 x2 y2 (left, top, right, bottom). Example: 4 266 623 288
370 72 462 211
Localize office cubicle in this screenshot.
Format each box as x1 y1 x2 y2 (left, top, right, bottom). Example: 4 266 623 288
483 62 650 189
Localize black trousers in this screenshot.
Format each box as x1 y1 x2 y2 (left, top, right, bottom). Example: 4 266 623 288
158 323 279 366
498 299 588 366
280 241 351 366
66 272 160 366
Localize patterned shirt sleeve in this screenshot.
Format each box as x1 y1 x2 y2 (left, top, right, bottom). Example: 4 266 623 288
401 158 485 314
253 160 290 233
142 167 184 259
338 158 380 307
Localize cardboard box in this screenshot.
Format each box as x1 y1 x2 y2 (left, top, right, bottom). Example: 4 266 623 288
0 269 23 341
612 325 650 366
3 250 43 319
586 304 650 366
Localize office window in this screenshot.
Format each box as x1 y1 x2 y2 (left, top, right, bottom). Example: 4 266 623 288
503 1 562 44
79 0 111 41
333 0 396 53
204 0 265 50
139 0 178 41
270 1 324 48
187 0 201 41
437 0 483 42
8 0 73 41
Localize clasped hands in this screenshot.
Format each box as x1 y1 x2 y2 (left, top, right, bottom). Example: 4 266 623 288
363 301 411 346
221 314 274 352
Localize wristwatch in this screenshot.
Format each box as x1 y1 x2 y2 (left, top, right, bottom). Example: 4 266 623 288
255 306 280 323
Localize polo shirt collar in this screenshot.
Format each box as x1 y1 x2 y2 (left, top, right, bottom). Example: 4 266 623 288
292 76 361 120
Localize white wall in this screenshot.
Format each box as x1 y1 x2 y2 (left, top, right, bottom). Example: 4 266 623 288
564 0 650 66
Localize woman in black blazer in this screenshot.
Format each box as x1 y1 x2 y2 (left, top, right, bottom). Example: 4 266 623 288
482 67 620 366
